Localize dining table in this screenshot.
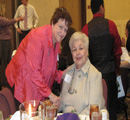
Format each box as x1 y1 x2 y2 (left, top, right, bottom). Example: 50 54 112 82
9 111 90 120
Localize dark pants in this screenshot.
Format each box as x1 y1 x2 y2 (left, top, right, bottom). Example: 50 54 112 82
102 72 117 120
19 30 30 44
0 40 12 87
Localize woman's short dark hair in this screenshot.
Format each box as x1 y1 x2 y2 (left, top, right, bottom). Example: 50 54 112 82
126 20 130 33
50 7 72 27
91 0 104 14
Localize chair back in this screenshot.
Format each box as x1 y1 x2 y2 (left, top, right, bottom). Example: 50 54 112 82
118 68 129 96
0 88 16 119
102 79 107 108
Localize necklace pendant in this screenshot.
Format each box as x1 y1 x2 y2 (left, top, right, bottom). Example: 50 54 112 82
68 88 74 94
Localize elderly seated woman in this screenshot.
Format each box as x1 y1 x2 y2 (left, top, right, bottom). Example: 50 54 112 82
59 32 105 115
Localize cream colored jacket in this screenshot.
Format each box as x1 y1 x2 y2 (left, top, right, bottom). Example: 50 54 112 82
59 58 105 115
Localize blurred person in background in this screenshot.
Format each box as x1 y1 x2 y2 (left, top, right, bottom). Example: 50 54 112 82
82 0 122 119
0 3 23 90
14 0 39 44
120 32 130 68
52 27 76 96
120 20 130 68
58 27 76 71
125 20 130 52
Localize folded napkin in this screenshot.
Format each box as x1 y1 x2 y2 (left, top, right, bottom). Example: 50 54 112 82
56 113 80 120
10 111 20 120
10 111 30 120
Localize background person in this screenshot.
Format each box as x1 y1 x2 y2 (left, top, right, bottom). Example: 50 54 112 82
125 20 130 52
120 36 130 68
52 27 76 96
58 27 76 71
14 0 39 44
82 0 122 119
59 32 105 115
6 7 72 110
0 3 23 90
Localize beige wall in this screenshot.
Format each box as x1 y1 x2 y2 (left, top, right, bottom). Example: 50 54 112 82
87 0 130 39
30 0 83 31
0 0 13 19
29 0 59 27
59 0 82 31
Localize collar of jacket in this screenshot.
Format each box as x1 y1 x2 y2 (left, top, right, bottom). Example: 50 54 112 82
67 58 91 77
93 12 104 18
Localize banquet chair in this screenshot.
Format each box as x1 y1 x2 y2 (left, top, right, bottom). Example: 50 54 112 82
0 87 16 119
102 79 107 108
117 68 129 120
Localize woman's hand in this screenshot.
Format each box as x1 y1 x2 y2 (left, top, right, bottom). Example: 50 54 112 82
15 16 24 22
16 28 22 34
48 92 61 108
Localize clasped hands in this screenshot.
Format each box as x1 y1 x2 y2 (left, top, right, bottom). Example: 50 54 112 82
49 92 61 109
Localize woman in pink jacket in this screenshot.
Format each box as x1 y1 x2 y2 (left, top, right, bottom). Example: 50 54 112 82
5 7 72 109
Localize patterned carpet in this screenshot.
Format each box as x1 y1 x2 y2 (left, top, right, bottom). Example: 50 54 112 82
117 93 130 120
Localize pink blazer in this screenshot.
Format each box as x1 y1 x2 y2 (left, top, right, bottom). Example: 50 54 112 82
6 25 63 103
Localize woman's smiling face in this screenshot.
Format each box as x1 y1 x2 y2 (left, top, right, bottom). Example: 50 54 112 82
71 40 88 69
52 19 68 44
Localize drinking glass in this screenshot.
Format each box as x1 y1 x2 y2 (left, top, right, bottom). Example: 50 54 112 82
19 100 45 120
43 99 53 116
91 112 101 120
0 110 4 120
46 105 57 120
90 104 99 120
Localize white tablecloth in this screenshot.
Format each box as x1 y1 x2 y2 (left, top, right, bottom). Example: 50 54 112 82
10 111 90 120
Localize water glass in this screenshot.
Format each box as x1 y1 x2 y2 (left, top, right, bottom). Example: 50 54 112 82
46 105 57 120
90 104 99 120
91 112 101 120
19 100 45 120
